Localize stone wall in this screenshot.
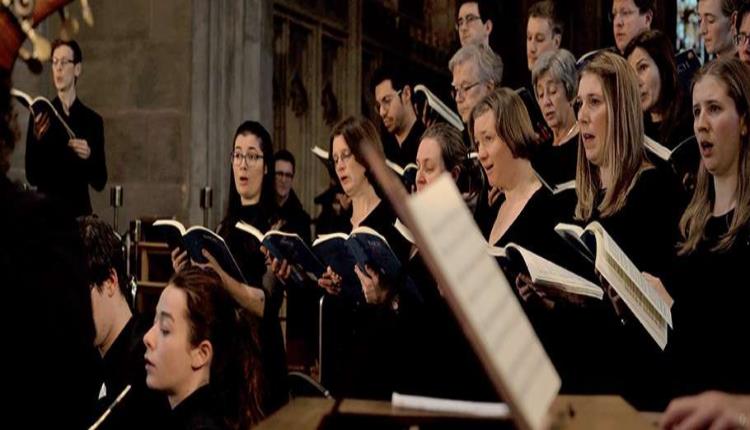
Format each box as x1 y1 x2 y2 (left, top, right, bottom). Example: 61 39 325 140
9 0 273 230
11 0 192 227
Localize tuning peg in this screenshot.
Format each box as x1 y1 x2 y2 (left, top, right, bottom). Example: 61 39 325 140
7 0 34 18
80 0 94 26
20 19 51 62
18 46 43 74
58 8 80 40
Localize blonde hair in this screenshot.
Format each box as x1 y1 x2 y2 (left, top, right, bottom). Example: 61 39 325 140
469 87 539 160
575 51 649 221
679 58 750 255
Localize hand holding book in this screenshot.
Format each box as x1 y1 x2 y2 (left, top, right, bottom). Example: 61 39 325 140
171 247 189 273
354 263 389 305
318 266 343 295
264 247 293 284
68 138 91 160
32 111 51 140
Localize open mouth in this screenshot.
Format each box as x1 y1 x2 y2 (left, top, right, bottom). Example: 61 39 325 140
581 132 596 148
543 111 555 121
699 140 714 156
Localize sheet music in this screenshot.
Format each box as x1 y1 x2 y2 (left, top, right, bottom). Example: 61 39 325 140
591 223 672 350
511 245 604 300
392 392 510 418
406 174 560 430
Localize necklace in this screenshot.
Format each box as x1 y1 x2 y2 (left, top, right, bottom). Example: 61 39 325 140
555 122 578 146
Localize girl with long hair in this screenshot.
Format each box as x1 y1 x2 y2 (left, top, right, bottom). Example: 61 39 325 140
660 57 750 400
144 267 264 429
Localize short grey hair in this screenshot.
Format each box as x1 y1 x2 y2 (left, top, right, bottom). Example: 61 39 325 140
531 49 578 101
448 44 504 86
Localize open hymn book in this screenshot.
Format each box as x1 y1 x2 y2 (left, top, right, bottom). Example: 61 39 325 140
235 221 326 283
152 219 247 284
554 222 673 350
11 88 76 138
487 244 604 300
396 218 602 300
644 135 700 180
404 174 560 430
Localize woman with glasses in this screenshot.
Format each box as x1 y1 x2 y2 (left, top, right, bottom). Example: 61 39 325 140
313 115 411 399
340 122 495 399
171 120 288 415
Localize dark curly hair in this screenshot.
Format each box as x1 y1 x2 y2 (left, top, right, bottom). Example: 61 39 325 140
77 215 132 304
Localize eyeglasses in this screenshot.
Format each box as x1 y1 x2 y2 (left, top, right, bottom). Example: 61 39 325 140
331 151 354 166
231 152 264 166
451 81 483 99
375 89 403 112
275 171 294 179
609 8 637 23
455 14 481 30
737 33 749 46
51 58 75 67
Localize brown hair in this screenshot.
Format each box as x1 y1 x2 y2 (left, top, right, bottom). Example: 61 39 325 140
528 0 564 37
575 51 649 220
170 267 265 429
328 115 385 193
679 58 750 254
469 87 539 160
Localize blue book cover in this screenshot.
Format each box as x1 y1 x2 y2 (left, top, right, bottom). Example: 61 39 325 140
312 226 404 304
312 233 363 303
153 219 247 283
346 226 402 278
235 221 326 284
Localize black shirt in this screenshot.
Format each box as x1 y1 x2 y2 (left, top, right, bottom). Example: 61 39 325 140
25 96 107 217
573 166 685 410
530 134 579 188
669 211 750 397
643 98 694 152
168 385 226 430
0 175 100 429
394 252 498 401
483 186 586 394
591 166 684 280
320 200 411 399
273 189 311 244
644 107 699 194
217 203 289 415
382 120 425 168
93 317 170 430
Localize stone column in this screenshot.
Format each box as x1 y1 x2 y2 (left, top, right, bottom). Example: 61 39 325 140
190 0 274 227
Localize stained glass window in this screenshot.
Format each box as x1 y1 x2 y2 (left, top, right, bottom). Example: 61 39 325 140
677 0 705 58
